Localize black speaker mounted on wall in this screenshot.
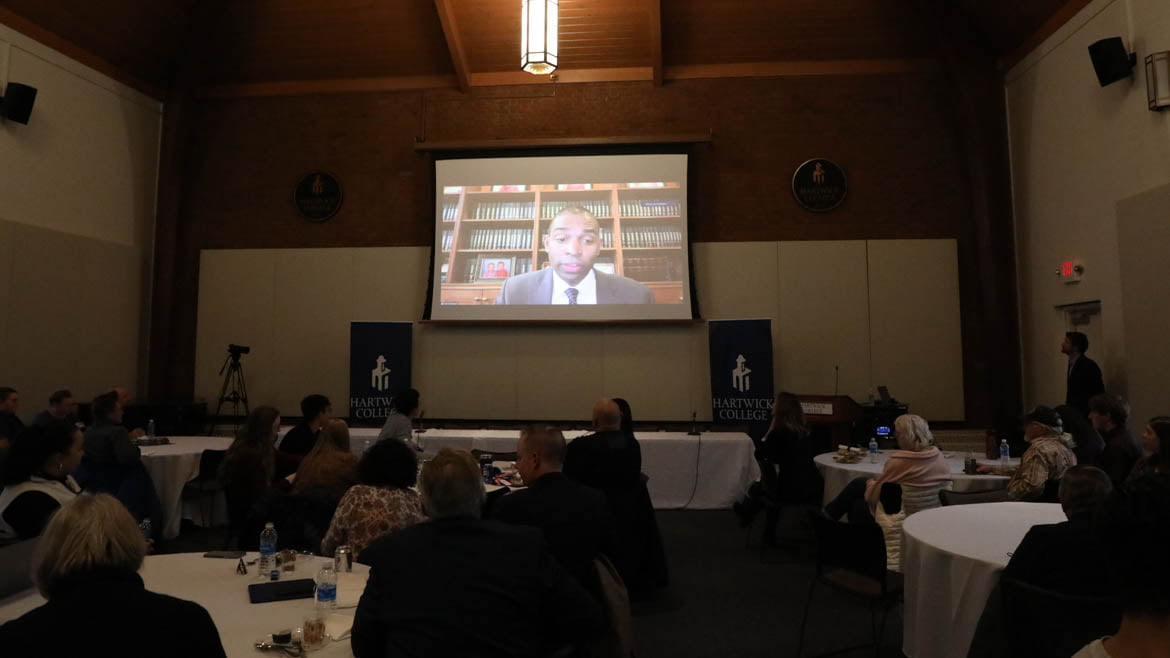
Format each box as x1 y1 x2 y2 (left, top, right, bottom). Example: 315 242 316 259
1088 37 1137 87
0 82 38 125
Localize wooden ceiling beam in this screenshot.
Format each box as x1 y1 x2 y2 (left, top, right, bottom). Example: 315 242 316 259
433 0 472 93
648 0 663 86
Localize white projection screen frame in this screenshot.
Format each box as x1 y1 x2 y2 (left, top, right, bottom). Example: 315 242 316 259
429 153 693 322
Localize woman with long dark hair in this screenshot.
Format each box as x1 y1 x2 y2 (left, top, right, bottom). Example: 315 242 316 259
1128 416 1170 480
737 392 824 537
222 406 280 538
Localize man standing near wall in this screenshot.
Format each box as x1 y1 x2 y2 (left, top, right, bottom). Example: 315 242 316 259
1063 332 1104 418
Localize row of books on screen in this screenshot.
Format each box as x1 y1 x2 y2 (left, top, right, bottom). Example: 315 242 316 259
442 203 459 221
623 256 678 281
540 200 611 218
619 200 681 217
441 230 454 251
466 229 534 250
472 202 535 220
620 225 682 248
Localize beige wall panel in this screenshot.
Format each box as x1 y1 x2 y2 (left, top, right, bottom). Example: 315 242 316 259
777 241 871 401
1006 0 1170 407
600 325 701 422
0 46 160 248
271 249 355 415
1117 183 1170 424
867 239 965 420
75 236 142 396
195 250 277 415
691 242 780 320
511 327 605 421
423 326 519 419
350 247 431 323
0 221 12 351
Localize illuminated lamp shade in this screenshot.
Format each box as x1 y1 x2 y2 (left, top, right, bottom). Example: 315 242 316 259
1147 51 1170 110
521 0 558 75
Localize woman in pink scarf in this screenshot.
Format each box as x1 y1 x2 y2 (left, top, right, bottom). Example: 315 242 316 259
824 414 950 523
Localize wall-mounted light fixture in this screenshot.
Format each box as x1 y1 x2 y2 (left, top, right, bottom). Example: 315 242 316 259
1146 51 1170 111
521 0 558 75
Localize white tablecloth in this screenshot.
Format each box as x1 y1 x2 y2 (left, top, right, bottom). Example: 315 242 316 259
142 436 234 540
901 502 1066 658
813 451 1017 505
0 552 369 657
346 428 758 509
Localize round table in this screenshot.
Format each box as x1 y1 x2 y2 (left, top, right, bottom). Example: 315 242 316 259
141 436 234 539
900 502 1067 658
813 451 1016 505
0 552 369 657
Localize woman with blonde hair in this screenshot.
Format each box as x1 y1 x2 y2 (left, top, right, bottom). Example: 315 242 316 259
824 414 949 523
291 419 359 502
0 493 226 656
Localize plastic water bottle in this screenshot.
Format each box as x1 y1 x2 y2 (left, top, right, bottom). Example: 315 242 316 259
315 562 337 610
138 518 152 542
146 419 155 439
259 522 278 580
868 437 879 463
999 439 1010 471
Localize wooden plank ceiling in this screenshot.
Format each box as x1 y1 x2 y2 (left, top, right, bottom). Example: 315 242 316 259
0 0 1086 99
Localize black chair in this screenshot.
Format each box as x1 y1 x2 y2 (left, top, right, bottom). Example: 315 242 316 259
742 455 783 557
940 488 1010 506
0 538 37 598
1039 479 1061 503
181 449 227 527
797 511 902 658
1000 576 1120 658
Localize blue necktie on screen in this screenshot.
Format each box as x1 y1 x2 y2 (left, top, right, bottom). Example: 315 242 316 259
565 288 579 304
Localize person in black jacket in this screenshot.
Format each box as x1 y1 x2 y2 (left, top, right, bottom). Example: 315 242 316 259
275 394 332 477
1003 465 1113 596
1063 332 1105 418
0 492 226 657
492 425 617 599
351 448 602 658
1088 393 1142 488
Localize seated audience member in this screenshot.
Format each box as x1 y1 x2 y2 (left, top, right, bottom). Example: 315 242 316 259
825 414 950 523
1004 465 1113 595
0 422 84 540
1128 416 1170 480
77 391 161 533
0 493 226 657
321 437 424 559
377 388 420 443
565 398 667 597
1089 394 1143 487
351 448 603 658
1072 474 1170 658
0 386 24 447
492 426 616 598
275 394 332 477
222 406 281 536
1059 403 1105 467
82 391 141 468
982 406 1077 501
111 385 146 438
290 419 359 502
31 390 79 428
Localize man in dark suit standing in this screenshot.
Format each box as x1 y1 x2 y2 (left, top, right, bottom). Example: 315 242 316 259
1063 331 1105 418
1003 465 1113 595
495 207 655 305
493 425 617 598
351 448 602 658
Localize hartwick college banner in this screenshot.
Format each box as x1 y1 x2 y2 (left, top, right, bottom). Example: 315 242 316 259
708 319 774 425
349 322 413 425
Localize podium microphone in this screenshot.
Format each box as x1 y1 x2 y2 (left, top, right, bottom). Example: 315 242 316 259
688 411 700 436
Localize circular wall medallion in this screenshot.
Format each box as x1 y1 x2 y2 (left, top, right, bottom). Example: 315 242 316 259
294 171 343 222
792 159 848 213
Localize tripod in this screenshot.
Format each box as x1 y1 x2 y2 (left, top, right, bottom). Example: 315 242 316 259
211 353 249 435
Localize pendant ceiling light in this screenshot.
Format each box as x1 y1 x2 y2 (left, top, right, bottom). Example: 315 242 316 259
521 0 558 75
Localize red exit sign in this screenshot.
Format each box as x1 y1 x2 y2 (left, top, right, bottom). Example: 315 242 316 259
1059 260 1083 283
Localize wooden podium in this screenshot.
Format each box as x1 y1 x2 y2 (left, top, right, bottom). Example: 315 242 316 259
797 395 863 454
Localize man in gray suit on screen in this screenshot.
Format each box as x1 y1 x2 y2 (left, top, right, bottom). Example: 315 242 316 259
495 206 655 305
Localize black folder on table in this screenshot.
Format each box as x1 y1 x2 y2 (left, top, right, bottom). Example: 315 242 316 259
248 578 316 604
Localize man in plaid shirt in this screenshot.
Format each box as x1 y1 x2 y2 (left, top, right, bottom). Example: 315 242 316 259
1006 406 1078 500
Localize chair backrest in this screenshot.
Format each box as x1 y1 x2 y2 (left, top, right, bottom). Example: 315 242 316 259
197 449 227 482
1039 479 1061 503
809 511 888 584
0 538 37 598
940 488 1009 506
590 555 634 658
901 482 946 516
1001 575 1121 658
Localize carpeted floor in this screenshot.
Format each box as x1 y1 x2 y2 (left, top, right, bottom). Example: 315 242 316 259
164 505 906 658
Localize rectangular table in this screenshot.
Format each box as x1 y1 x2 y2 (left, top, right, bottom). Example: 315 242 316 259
346 428 758 510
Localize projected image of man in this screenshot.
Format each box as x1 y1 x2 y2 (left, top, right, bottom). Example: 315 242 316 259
495 207 654 305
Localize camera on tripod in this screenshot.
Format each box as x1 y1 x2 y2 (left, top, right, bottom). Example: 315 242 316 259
227 343 251 359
